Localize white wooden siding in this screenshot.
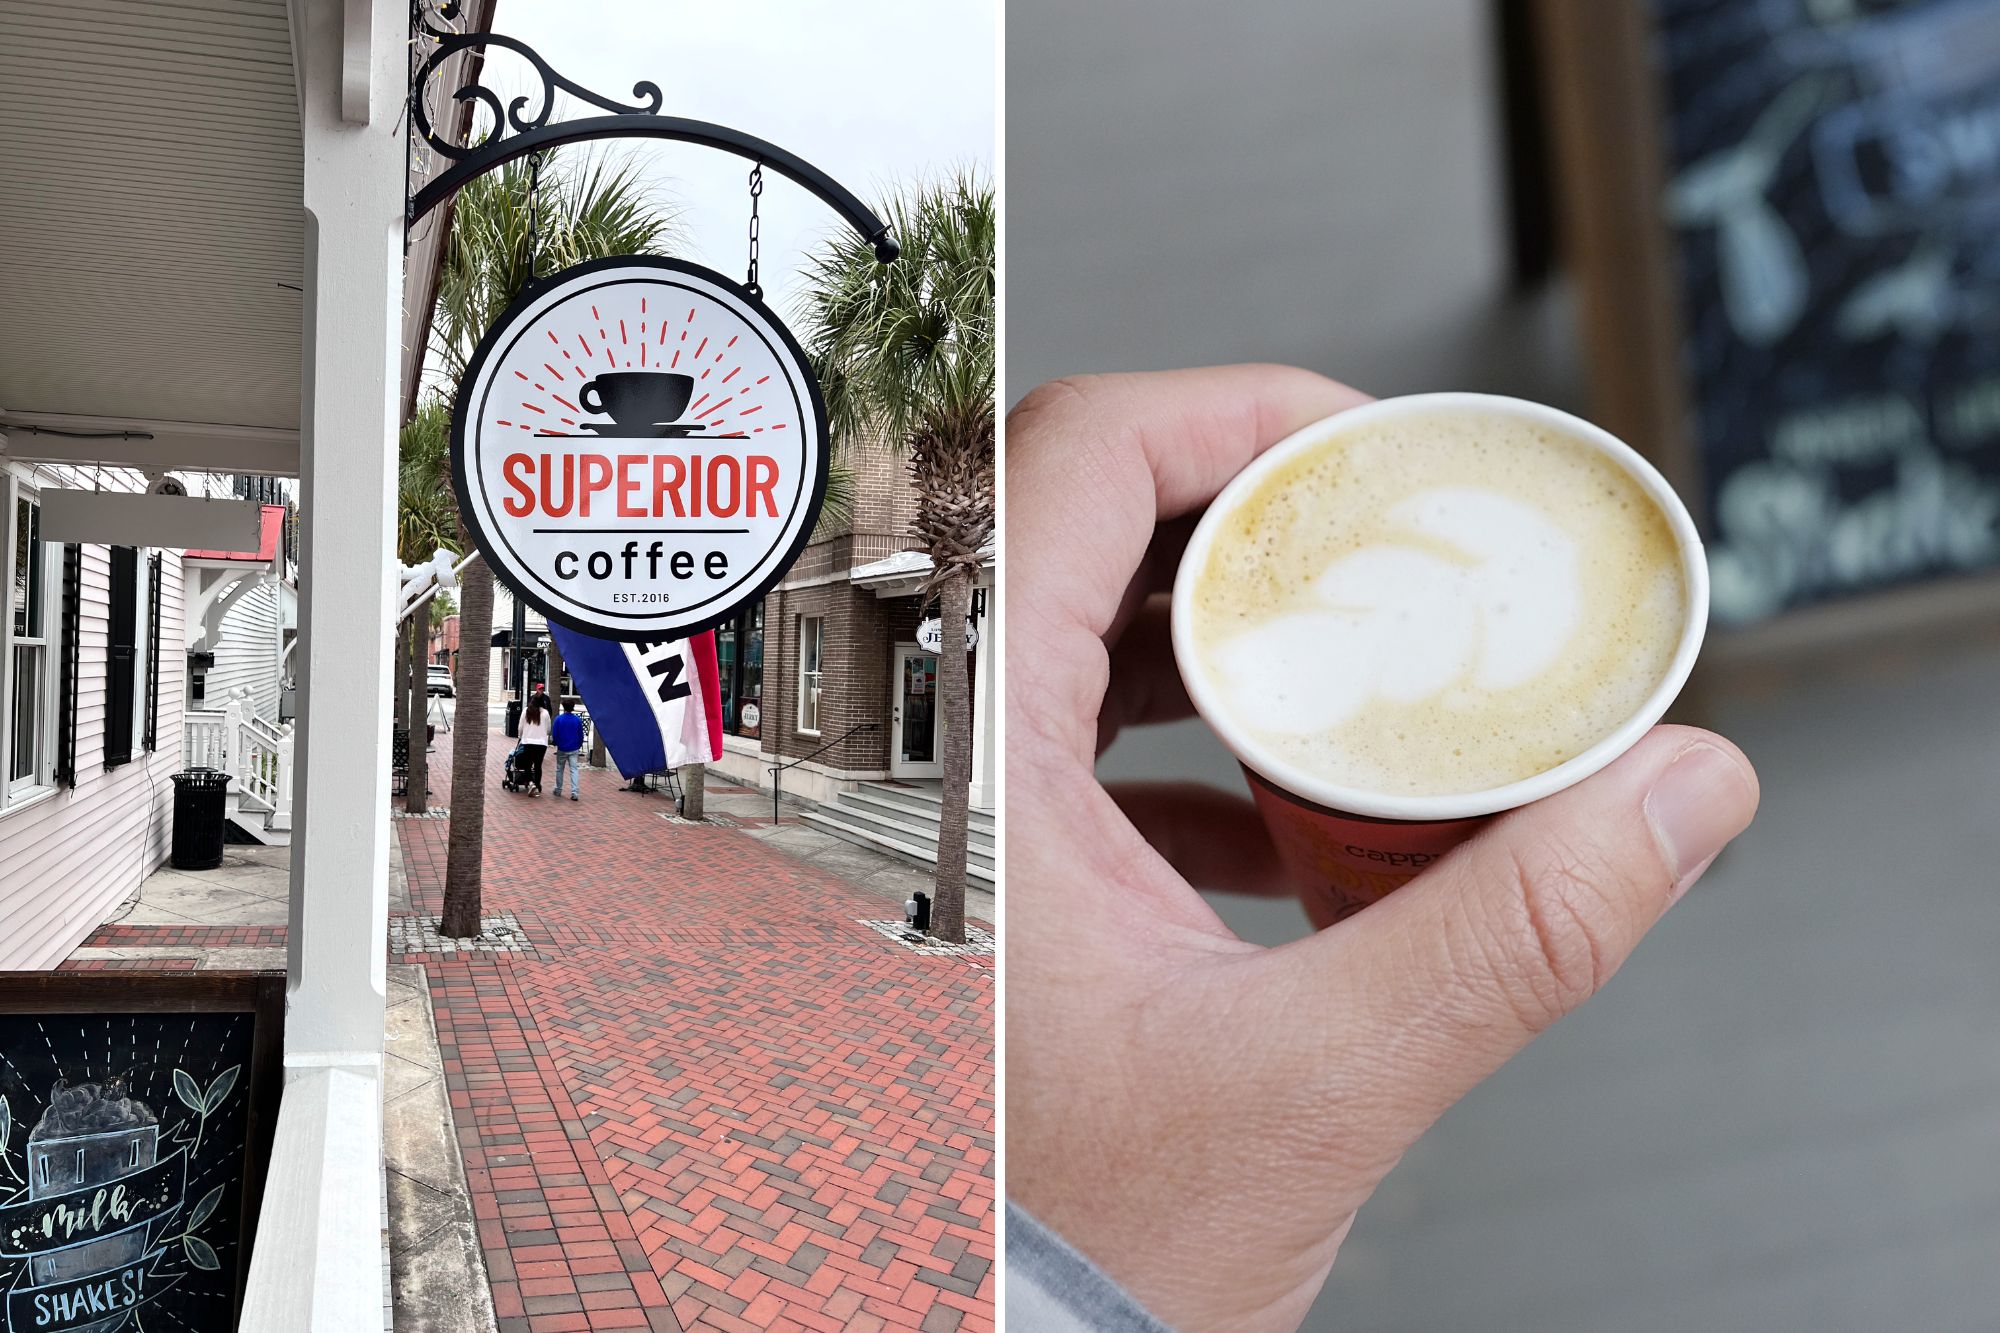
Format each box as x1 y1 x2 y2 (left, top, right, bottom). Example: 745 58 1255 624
0 538 185 970
207 578 281 723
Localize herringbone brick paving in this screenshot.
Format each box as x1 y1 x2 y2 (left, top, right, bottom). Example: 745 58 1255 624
396 735 994 1333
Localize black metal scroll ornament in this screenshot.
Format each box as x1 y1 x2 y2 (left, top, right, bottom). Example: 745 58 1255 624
408 0 898 264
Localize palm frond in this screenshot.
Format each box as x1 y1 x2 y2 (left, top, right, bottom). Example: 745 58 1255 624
398 396 458 564
794 171 995 576
815 458 857 538
426 150 683 396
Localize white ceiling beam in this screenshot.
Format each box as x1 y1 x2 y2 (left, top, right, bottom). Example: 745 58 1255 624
0 412 299 477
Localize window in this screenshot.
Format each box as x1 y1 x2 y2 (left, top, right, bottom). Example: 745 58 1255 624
797 615 823 736
144 551 162 751
234 474 283 506
2 478 51 802
717 601 763 739
54 545 81 787
104 546 138 768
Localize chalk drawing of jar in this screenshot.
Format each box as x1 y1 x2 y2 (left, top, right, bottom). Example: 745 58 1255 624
1670 77 1827 346
24 1082 161 1333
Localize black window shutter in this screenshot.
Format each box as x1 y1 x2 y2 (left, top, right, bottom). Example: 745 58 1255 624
104 546 137 768
144 551 162 752
54 544 81 787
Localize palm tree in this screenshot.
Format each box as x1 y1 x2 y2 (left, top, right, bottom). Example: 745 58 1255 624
426 151 679 937
397 397 458 815
797 173 995 944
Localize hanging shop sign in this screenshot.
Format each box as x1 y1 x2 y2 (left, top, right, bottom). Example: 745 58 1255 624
915 616 979 653
40 492 266 553
452 255 829 642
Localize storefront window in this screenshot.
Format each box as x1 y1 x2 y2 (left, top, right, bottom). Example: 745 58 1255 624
719 602 763 739
797 615 823 736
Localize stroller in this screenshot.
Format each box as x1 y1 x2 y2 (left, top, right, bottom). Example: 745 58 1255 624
500 742 529 793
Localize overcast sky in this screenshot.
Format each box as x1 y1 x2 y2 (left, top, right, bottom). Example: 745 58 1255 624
484 1 997 316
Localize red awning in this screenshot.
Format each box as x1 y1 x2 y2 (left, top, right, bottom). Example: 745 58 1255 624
186 504 284 562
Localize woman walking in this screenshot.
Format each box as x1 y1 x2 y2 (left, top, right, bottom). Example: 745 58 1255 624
516 692 552 796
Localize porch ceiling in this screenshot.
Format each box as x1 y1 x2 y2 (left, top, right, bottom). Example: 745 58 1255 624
0 0 302 432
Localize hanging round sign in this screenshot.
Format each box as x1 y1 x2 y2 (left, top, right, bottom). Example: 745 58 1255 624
452 255 828 641
915 616 979 652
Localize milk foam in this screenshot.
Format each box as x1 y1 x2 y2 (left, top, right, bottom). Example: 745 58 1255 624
1190 409 1686 797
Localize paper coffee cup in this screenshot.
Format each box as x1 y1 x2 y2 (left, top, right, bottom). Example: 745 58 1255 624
1170 393 1709 925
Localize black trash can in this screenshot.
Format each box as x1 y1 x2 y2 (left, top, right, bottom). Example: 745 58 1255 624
505 698 522 738
170 769 232 870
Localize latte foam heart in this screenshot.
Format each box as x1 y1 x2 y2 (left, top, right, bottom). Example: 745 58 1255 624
1188 407 1687 798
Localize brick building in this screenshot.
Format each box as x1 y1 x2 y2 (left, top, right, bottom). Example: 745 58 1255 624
710 437 997 821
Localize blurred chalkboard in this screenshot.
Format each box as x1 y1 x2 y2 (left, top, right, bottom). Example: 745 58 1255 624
1653 0 2000 625
0 974 281 1333
1535 0 2000 636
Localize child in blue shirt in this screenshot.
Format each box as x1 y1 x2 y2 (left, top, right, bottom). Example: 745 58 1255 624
551 699 586 801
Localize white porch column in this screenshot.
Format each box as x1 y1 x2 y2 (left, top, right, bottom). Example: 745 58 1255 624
242 0 402 1327
287 0 399 1065
968 578 998 813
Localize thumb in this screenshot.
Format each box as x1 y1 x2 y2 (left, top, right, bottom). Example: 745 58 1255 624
1271 725 1758 1169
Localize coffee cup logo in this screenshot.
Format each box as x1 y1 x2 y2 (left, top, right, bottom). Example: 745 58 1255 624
576 371 698 437
451 255 830 641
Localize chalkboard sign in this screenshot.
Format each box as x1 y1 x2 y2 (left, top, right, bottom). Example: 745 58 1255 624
1533 0 2000 642
0 974 282 1333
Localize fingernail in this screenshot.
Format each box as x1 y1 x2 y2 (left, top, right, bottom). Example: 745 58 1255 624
1644 743 1753 893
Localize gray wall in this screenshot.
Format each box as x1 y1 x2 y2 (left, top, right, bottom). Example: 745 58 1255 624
1006 0 1579 407
1008 1 2000 1328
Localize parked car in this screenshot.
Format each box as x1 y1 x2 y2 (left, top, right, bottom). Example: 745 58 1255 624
426 665 454 698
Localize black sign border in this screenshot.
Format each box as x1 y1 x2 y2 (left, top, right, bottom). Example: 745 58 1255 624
450 255 831 644
468 273 811 625
0 971 284 1332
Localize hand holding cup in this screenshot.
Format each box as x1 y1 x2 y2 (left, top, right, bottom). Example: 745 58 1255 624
1006 365 1759 1330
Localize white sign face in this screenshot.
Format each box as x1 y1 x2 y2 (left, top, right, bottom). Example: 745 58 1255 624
915 616 979 652
454 256 828 641
40 491 266 552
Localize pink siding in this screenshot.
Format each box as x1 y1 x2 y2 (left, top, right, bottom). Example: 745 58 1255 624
0 519 188 970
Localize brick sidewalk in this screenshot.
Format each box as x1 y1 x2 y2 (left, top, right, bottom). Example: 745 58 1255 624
395 736 994 1333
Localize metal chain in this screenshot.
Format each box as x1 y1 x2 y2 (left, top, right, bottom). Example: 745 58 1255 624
525 148 547 284
746 162 764 300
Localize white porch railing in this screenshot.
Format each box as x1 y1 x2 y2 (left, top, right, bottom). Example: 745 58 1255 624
184 710 230 771
183 691 295 833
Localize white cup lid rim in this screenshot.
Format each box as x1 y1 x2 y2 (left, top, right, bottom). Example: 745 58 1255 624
1168 392 1710 822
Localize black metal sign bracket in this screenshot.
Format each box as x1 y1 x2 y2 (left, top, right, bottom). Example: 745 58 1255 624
408 2 898 264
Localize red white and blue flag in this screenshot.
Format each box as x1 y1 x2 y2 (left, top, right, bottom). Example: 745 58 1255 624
549 626 723 779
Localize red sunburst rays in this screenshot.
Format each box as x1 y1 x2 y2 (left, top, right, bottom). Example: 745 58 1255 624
496 290 786 441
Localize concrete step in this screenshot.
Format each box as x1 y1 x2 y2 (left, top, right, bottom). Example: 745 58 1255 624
857 783 997 829
799 810 996 884
825 800 996 864
224 809 290 847
837 791 995 851
68 945 287 970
